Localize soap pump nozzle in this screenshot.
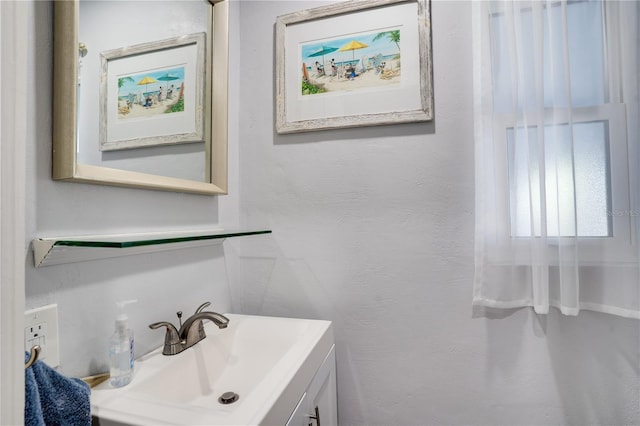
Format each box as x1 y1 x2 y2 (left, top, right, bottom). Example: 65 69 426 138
115 299 137 332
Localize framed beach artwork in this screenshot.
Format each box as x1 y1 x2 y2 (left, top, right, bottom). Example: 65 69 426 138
100 33 205 151
275 0 433 134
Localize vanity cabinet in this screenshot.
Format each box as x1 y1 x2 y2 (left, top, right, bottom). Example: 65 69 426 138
287 345 337 426
91 315 335 426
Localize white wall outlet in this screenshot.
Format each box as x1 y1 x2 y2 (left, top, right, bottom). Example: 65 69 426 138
24 304 59 368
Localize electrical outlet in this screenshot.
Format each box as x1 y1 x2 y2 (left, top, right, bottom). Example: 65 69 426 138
25 304 59 367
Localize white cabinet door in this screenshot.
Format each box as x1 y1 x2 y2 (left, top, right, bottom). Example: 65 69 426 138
306 345 337 426
286 392 308 426
285 344 337 426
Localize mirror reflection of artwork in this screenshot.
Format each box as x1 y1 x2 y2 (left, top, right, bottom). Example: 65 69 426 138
117 67 186 120
56 0 230 192
300 29 401 96
100 33 205 152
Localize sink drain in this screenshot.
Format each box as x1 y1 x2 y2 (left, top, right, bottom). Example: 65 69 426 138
218 391 239 405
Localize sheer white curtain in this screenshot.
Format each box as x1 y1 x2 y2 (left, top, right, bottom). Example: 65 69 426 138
472 0 639 319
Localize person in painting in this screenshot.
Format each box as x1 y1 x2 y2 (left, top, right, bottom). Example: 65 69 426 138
144 95 152 108
315 61 324 76
330 58 337 76
158 86 164 102
167 84 174 100
347 63 356 80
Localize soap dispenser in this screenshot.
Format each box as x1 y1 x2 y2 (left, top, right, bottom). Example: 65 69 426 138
109 299 137 388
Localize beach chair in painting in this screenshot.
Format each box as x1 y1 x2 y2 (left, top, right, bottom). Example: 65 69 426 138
360 55 371 72
345 63 357 80
360 55 371 73
370 54 384 74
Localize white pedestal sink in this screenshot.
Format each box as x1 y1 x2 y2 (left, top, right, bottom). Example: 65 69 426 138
91 314 335 425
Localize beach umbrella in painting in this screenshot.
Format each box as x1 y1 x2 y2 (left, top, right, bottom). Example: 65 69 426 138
157 73 181 99
338 40 369 63
136 76 158 95
157 72 180 83
308 45 339 73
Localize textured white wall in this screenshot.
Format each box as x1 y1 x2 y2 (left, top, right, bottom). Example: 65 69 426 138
23 0 640 423
24 1 242 378
227 1 640 425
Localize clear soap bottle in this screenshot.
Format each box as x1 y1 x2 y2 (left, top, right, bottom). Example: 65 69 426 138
109 299 137 388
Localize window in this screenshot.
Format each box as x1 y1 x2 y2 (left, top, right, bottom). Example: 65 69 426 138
507 120 611 237
472 0 639 319
488 1 632 254
496 104 629 241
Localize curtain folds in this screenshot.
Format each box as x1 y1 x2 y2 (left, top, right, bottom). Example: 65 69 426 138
472 0 640 319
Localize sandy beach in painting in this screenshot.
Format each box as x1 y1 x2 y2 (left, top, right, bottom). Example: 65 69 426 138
116 66 185 120
304 58 401 95
118 96 182 120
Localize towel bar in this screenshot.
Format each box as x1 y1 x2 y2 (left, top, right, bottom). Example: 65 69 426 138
25 345 41 369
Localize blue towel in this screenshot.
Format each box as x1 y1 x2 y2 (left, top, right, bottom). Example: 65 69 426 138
25 352 91 426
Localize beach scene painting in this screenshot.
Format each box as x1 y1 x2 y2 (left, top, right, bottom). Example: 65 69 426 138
101 32 205 151
300 29 401 96
276 0 432 133
116 66 186 120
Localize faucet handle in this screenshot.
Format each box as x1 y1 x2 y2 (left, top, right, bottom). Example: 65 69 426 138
196 302 211 340
194 302 212 341
149 321 181 356
195 302 211 313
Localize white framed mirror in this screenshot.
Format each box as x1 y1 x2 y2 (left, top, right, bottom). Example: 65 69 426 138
52 0 228 195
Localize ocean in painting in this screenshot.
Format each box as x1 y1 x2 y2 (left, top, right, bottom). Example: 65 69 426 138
116 66 186 120
301 29 401 96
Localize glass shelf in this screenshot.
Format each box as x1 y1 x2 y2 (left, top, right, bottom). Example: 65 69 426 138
32 229 271 267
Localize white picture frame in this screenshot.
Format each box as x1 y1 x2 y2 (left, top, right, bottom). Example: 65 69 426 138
100 33 206 151
275 0 433 134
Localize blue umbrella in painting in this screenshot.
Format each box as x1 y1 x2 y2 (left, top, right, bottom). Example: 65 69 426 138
308 45 338 75
157 72 181 100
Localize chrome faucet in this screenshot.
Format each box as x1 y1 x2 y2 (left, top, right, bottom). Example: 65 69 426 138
149 302 229 356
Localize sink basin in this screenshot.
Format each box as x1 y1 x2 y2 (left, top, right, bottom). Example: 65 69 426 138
91 314 334 425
